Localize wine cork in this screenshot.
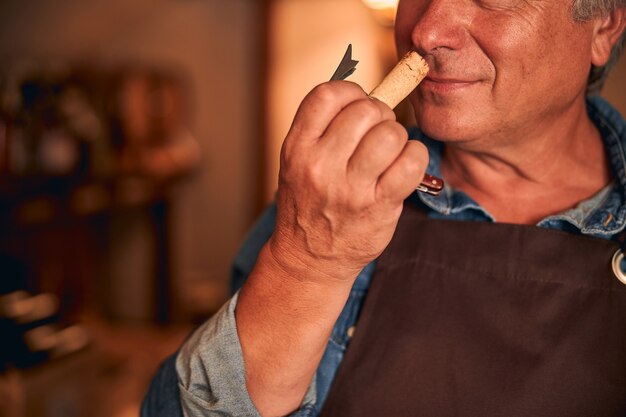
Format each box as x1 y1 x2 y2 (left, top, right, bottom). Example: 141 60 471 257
369 51 429 109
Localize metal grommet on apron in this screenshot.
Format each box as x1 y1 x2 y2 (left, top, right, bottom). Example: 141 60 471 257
611 249 626 285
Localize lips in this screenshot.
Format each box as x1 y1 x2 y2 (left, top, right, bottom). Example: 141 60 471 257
420 75 479 92
425 76 473 83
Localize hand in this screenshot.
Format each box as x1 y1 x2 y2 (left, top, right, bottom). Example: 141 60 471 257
237 81 429 416
268 80 429 285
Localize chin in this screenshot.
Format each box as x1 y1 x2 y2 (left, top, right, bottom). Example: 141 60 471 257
414 107 479 143
410 93 501 145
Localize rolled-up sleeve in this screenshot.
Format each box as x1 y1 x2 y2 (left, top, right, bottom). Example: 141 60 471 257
175 292 318 417
176 292 258 416
155 202 316 416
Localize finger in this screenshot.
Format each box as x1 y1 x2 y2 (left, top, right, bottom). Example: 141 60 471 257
346 120 408 188
287 81 368 144
375 140 429 204
320 97 396 158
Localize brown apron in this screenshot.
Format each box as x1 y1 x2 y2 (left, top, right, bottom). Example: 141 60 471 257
321 204 626 417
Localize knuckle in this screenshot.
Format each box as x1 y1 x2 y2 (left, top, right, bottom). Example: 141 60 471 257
345 198 364 213
377 122 407 148
280 142 311 180
279 150 294 174
280 140 304 173
409 140 429 169
411 139 429 158
308 81 362 105
406 142 429 173
350 99 383 121
404 157 422 176
309 82 339 104
280 138 294 161
375 99 397 120
304 160 329 190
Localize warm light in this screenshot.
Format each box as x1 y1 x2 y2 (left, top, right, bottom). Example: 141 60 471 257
361 0 398 10
361 0 398 26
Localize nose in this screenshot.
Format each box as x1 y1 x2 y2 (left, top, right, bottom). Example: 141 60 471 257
410 0 469 55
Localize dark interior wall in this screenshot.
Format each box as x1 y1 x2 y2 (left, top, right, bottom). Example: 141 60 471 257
0 0 264 318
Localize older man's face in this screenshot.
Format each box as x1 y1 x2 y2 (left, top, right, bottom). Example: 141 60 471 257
395 0 596 145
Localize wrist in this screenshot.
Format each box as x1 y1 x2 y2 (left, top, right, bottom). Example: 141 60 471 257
265 234 362 288
236 242 355 417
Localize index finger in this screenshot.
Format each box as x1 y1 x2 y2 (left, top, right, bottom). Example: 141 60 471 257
287 81 368 143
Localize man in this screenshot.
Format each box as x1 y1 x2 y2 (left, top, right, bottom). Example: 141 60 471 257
143 0 626 416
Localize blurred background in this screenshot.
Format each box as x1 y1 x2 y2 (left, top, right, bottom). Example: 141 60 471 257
0 1 624 416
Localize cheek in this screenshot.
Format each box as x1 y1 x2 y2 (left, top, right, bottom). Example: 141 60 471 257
467 22 555 121
473 15 542 84
473 12 593 109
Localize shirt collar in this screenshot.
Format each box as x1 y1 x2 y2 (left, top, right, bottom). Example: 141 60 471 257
407 96 626 237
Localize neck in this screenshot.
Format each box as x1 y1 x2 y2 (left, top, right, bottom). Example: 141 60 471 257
441 98 611 224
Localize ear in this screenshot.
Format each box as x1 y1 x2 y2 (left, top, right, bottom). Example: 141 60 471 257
590 7 626 67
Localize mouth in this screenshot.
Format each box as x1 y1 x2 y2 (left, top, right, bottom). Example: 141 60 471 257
421 76 479 92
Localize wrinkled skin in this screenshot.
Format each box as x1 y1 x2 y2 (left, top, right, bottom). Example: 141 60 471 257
397 0 596 147
237 2 626 416
268 81 428 284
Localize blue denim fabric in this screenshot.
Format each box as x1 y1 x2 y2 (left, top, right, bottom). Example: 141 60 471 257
141 354 183 417
143 96 626 417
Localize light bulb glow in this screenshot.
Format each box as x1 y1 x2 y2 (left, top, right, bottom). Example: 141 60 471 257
361 0 399 11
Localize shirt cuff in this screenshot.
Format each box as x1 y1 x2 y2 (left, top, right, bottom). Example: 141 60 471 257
176 292 318 417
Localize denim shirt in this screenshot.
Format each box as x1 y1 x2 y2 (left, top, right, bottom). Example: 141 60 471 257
143 96 626 417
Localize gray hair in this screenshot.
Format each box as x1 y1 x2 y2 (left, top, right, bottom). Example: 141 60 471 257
571 0 626 94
